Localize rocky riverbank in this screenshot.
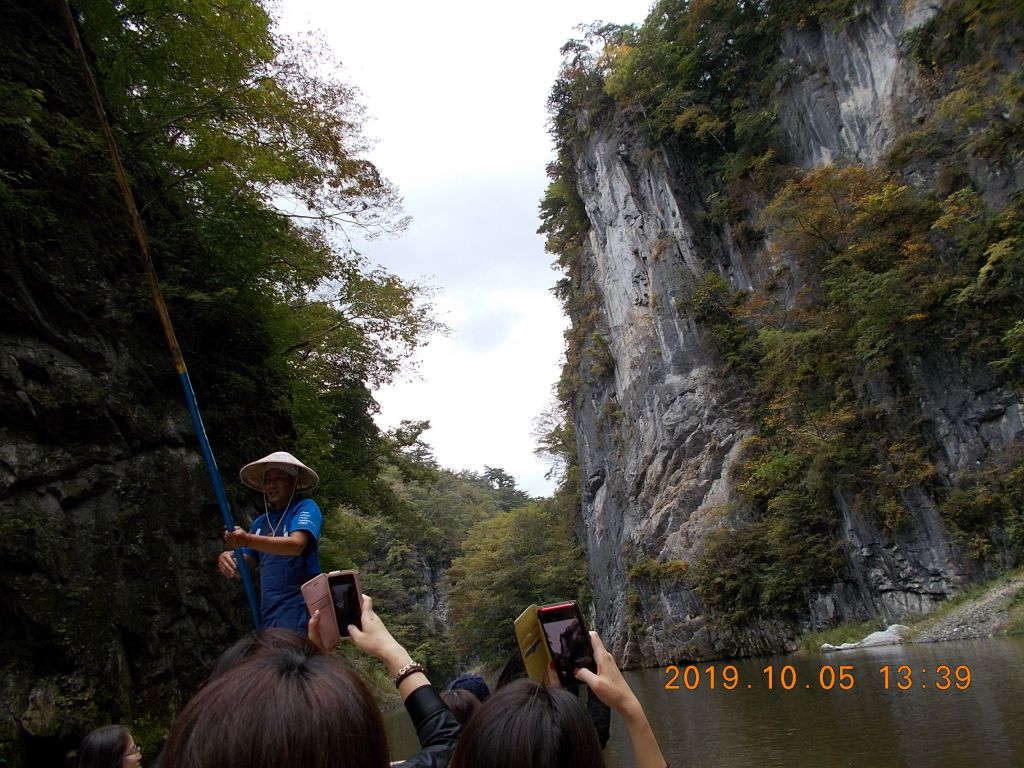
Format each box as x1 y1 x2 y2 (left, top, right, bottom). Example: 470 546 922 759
911 571 1024 643
803 569 1024 652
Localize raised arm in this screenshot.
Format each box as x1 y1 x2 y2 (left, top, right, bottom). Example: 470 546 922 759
574 632 668 768
309 595 460 767
345 595 429 697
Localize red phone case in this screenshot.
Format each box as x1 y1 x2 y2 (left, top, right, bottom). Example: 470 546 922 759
538 600 596 686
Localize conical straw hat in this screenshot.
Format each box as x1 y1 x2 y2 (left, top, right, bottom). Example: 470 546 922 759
239 451 319 493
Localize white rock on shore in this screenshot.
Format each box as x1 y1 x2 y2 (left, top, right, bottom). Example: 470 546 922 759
820 624 912 652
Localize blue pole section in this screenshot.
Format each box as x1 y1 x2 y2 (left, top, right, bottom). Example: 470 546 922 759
178 368 262 629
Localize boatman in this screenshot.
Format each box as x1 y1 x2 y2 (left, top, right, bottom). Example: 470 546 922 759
216 451 323 632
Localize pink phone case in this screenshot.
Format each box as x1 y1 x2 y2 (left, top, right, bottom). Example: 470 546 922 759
300 573 340 650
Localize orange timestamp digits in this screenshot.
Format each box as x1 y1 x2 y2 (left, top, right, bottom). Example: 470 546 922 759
663 663 972 691
879 664 971 690
664 664 740 690
662 664 854 691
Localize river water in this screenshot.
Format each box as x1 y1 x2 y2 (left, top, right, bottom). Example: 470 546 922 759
385 637 1024 767
605 637 1024 768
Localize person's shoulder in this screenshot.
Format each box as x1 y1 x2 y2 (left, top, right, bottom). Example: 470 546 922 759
293 497 321 513
288 497 322 525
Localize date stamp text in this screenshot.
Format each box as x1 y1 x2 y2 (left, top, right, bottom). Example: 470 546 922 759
663 663 972 691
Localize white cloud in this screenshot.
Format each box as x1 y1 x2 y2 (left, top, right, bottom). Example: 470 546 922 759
376 291 567 495
278 0 654 495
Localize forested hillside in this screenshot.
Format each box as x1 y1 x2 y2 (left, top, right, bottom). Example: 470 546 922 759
329 465 585 690
540 0 1024 663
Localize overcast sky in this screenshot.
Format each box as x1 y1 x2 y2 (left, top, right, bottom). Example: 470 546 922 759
276 1 654 496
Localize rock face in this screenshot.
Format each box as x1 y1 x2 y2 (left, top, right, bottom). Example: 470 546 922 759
777 0 937 167
570 0 1023 665
573 121 786 663
1 282 257 766
0 212 257 761
0 5 263 764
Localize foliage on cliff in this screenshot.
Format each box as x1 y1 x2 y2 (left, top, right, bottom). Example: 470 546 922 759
542 0 1024 626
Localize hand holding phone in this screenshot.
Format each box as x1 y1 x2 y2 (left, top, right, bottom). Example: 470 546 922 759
537 601 597 688
301 570 362 650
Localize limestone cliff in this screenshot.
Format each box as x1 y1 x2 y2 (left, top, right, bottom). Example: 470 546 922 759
562 0 1024 665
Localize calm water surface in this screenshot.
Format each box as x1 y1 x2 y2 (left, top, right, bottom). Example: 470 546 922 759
605 637 1024 768
385 637 1024 767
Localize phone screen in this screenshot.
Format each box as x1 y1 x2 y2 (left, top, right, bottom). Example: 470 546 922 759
539 602 596 687
328 573 361 636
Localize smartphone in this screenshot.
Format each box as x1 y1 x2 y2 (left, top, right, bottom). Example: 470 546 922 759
537 601 596 688
327 569 362 637
300 573 340 650
513 604 552 683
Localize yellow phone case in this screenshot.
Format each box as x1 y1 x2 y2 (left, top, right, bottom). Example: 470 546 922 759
513 603 552 683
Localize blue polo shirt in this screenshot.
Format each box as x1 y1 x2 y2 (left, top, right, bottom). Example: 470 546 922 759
241 497 322 632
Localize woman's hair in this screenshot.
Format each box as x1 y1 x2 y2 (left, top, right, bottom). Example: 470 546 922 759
76 725 131 768
440 688 481 725
449 679 602 768
159 647 389 768
205 628 314 682
495 651 526 689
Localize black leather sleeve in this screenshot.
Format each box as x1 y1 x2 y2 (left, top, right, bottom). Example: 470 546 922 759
392 685 462 768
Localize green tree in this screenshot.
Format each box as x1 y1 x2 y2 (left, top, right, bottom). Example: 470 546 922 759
65 0 442 514
76 0 406 237
387 467 504 559
482 466 532 510
446 501 587 662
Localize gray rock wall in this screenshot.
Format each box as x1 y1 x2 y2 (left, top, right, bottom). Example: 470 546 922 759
570 0 1023 665
573 117 785 662
777 0 939 167
0 6 259 761
0 286 256 764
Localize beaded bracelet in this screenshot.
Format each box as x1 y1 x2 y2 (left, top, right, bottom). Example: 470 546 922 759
393 662 425 688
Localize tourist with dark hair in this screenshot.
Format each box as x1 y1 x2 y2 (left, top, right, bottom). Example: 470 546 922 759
451 632 666 768
439 689 482 725
160 595 460 768
159 643 388 768
495 647 611 749
204 626 314 683
451 679 601 768
308 595 461 768
75 725 142 768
